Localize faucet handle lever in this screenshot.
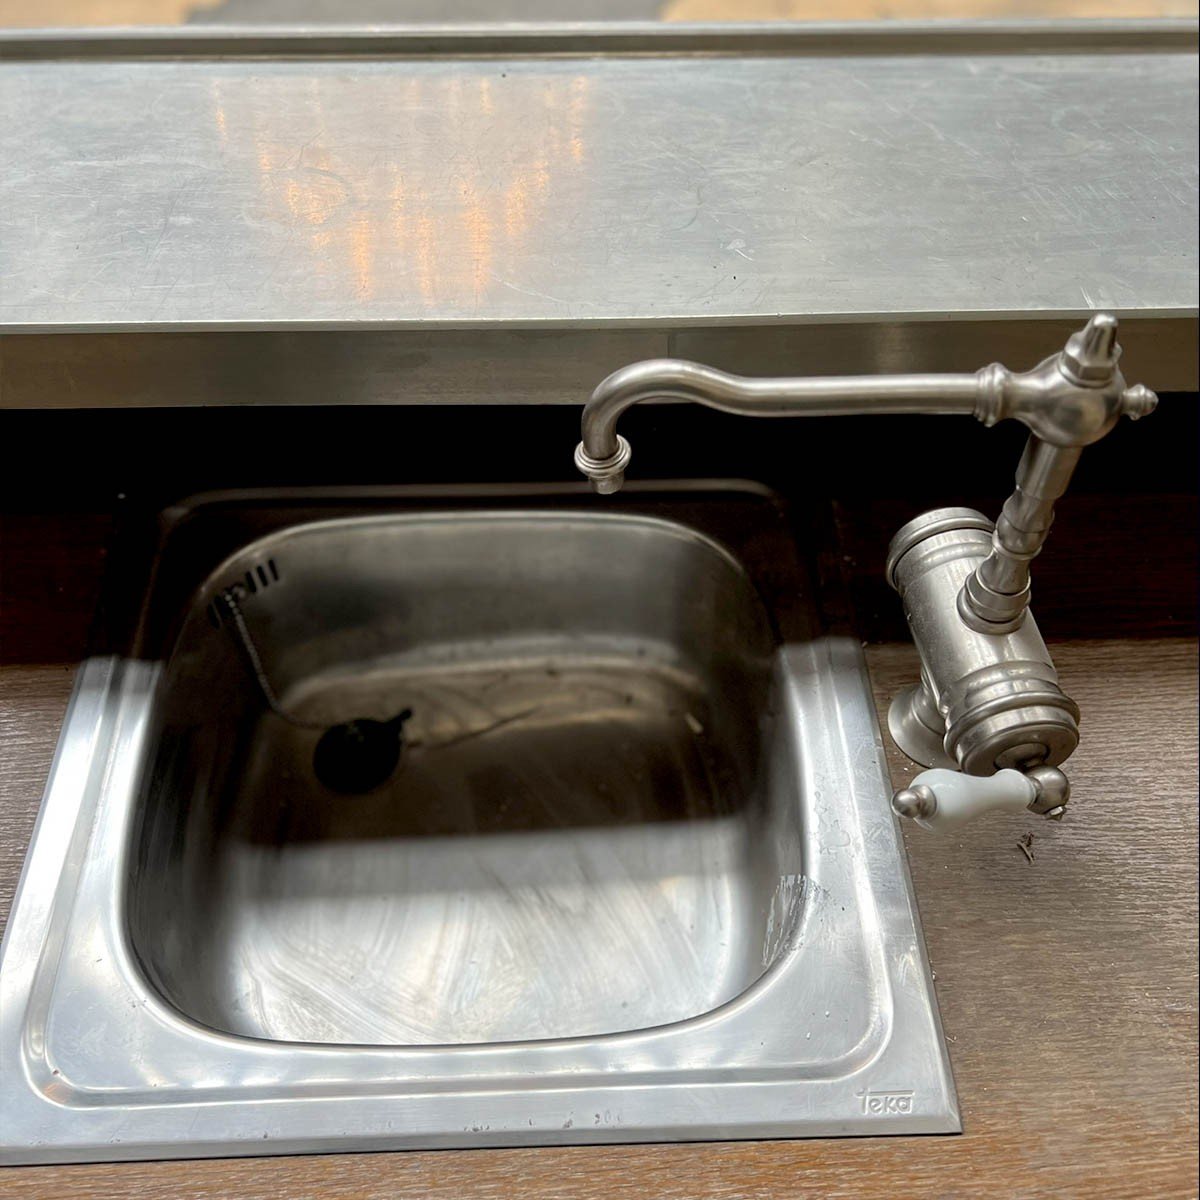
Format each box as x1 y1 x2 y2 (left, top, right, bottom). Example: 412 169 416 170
892 765 1069 833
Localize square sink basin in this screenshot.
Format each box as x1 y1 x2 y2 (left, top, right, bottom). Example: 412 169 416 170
135 504 782 1046
0 483 958 1162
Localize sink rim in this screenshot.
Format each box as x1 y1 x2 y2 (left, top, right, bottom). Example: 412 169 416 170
0 484 960 1162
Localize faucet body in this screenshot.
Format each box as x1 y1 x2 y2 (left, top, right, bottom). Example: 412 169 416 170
574 315 1156 831
885 510 1079 778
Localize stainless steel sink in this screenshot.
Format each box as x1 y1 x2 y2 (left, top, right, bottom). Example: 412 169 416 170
0 483 958 1162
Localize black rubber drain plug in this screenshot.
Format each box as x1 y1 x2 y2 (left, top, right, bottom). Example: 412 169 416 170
312 708 412 795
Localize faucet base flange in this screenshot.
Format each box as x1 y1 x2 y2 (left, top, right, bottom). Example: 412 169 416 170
888 683 956 770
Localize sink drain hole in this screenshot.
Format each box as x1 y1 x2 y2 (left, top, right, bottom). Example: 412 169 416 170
214 587 412 795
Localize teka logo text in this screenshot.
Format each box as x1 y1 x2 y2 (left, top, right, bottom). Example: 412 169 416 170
856 1089 915 1115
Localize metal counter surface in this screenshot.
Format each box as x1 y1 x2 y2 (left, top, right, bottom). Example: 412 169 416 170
2 22 1196 335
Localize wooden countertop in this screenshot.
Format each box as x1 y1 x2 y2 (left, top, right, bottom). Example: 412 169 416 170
1 495 1196 1199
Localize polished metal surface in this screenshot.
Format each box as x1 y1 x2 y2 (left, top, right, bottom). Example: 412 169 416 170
886 510 1079 773
958 314 1155 629
574 315 1154 493
0 485 958 1162
4 21 1195 59
137 510 778 1045
881 318 1156 819
2 318 1195 409
574 357 982 490
572 318 1156 827
1 23 1195 339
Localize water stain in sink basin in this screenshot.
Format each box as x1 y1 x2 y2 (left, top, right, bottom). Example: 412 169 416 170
167 656 787 1046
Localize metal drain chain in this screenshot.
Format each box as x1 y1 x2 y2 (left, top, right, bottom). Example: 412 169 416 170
215 589 326 730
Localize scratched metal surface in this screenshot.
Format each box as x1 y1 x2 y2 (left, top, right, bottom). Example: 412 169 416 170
1 33 1196 331
0 491 959 1161
128 505 784 1047
178 660 774 1045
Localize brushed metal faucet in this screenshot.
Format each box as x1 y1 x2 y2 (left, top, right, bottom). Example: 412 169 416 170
574 314 1157 831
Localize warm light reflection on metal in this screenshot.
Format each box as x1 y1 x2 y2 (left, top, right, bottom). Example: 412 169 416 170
568 75 589 164
504 177 529 242
349 213 374 300
416 212 437 305
240 70 592 309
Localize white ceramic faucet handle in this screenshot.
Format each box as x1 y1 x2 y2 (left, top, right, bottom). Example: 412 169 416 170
891 767 1039 833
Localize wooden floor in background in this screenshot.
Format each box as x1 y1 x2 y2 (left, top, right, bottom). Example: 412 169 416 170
0 494 1195 1198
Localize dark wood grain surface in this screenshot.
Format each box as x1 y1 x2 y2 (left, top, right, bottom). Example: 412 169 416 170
1 496 1196 1199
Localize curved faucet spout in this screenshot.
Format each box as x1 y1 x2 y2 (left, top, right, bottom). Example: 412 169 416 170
568 316 1159 835
573 316 1156 505
572 315 1156 627
574 358 982 494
